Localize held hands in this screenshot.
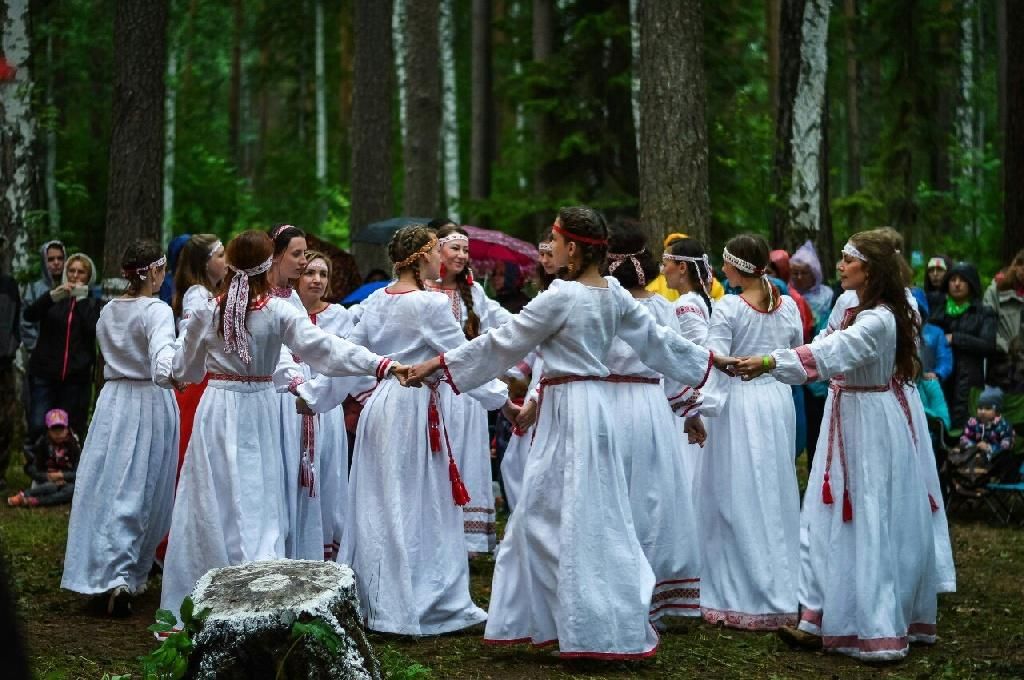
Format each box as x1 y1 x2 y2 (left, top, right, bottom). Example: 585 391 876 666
733 355 775 381
501 399 522 423
713 354 739 377
516 398 538 430
404 356 444 388
388 362 415 387
683 415 707 447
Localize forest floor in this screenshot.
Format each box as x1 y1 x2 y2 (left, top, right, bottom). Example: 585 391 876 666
2 453 1023 679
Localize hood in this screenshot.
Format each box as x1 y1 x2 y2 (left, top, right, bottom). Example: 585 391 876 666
39 239 66 288
790 240 823 288
943 261 982 300
911 286 929 316
769 249 791 283
62 252 98 287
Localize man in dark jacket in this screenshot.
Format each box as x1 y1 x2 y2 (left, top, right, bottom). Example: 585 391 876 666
929 261 997 428
0 236 21 490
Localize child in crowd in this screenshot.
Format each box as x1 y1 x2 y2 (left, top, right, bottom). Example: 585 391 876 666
957 387 1017 481
8 409 81 507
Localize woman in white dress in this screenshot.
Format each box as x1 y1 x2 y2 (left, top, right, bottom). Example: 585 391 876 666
601 223 703 625
409 207 732 659
424 220 513 554
695 234 803 631
291 251 370 560
62 240 179 616
301 225 516 635
160 230 402 625
500 233 558 512
736 229 939 662
660 236 715 489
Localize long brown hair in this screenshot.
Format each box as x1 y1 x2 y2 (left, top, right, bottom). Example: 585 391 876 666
725 233 781 311
434 224 480 339
847 228 921 384
387 225 435 290
556 205 608 280
216 230 274 339
172 233 221 317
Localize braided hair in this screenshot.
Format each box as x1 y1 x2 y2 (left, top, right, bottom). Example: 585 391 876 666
724 233 781 311
388 225 436 290
666 237 713 316
121 239 166 296
556 205 608 280
434 223 480 339
603 219 658 290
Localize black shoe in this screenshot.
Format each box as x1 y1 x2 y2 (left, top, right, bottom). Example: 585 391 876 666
107 586 132 617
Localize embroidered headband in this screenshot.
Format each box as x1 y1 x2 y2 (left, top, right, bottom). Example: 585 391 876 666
538 241 553 253
843 242 868 262
124 255 167 280
437 233 469 246
223 255 274 364
393 236 438 271
663 252 714 286
607 249 648 287
552 222 608 246
272 224 295 240
208 240 223 258
722 247 760 275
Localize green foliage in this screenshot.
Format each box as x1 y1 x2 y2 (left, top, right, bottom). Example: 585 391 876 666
377 644 433 679
274 618 344 680
138 597 211 680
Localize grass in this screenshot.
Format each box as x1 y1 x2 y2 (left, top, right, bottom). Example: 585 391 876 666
2 451 1023 679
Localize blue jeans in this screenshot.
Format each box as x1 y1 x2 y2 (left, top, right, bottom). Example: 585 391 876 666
28 375 92 443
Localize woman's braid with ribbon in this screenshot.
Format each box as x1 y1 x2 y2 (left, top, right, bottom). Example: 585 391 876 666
607 249 648 286
223 255 273 364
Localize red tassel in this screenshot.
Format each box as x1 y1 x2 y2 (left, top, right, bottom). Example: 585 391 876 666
439 263 448 280
449 455 471 506
929 493 939 512
427 399 442 453
842 489 853 522
466 268 474 286
821 473 833 505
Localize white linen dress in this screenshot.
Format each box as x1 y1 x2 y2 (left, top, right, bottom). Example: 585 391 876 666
695 294 803 630
425 281 513 552
440 277 714 659
61 297 179 596
159 296 387 624
603 294 702 621
499 351 542 513
313 288 507 635
771 305 939 661
673 291 712 489
827 290 956 593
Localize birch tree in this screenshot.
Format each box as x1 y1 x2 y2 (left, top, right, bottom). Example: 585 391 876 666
44 32 58 235
955 0 976 237
786 0 830 248
439 0 461 219
315 0 327 225
1004 0 1024 260
638 0 709 246
392 0 407 147
0 0 39 275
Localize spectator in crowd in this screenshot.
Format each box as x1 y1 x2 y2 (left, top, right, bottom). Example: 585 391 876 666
158 233 193 306
929 261 997 427
22 252 103 443
7 408 81 507
911 288 952 429
924 255 951 313
19 240 66 354
0 236 21 491
768 249 814 342
984 249 1024 395
956 386 1017 483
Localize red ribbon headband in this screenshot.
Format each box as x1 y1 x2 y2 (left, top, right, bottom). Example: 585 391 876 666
552 223 608 246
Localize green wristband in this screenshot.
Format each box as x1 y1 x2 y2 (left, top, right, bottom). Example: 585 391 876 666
762 355 772 370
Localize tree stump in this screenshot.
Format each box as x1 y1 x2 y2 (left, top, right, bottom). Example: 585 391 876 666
187 560 382 680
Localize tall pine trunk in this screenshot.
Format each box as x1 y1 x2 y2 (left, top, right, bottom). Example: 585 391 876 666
350 0 394 275
469 0 493 220
439 0 461 220
103 0 167 283
403 0 441 217
787 0 831 250
0 0 39 275
163 34 177 246
531 0 553 226
44 31 59 235
638 0 709 246
1004 0 1024 260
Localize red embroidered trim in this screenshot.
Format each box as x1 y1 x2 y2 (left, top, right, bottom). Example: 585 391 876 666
675 304 706 320
656 578 699 585
651 588 699 603
800 608 823 626
697 352 714 390
701 607 798 631
738 294 783 315
376 358 392 381
207 372 273 382
439 354 459 394
482 637 557 649
463 520 496 535
651 603 700 615
823 635 909 653
795 345 819 381
463 506 496 514
666 386 692 402
287 376 305 396
384 287 417 295
484 630 659 661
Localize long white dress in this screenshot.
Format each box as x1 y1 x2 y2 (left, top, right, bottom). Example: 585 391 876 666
310 288 506 634
696 294 803 630
771 305 938 661
424 281 513 552
61 297 178 596
603 294 702 621
159 296 387 623
499 351 542 513
673 291 712 489
440 277 714 659
826 290 956 593
291 303 371 561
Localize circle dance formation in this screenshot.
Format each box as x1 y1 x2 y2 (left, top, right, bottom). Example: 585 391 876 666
52 211 954 663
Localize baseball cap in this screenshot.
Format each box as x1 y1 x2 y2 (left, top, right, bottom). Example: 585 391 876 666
45 409 69 428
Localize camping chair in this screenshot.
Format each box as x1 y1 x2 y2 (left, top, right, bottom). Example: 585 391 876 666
985 419 1024 526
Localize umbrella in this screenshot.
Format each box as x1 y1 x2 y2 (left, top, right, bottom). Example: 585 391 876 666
462 225 539 269
340 280 390 306
352 216 433 245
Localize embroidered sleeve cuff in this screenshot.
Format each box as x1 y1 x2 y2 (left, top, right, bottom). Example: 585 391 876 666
697 351 714 390
287 376 305 396
376 357 392 381
794 345 819 381
439 353 460 395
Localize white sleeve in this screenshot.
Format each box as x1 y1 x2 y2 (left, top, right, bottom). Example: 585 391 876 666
474 282 514 330
295 373 373 414
276 300 387 379
674 300 710 345
145 301 178 389
172 304 212 384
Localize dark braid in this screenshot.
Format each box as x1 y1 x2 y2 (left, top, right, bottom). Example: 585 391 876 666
667 237 713 317
435 224 481 339
121 239 166 295
388 224 435 290
557 205 608 280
